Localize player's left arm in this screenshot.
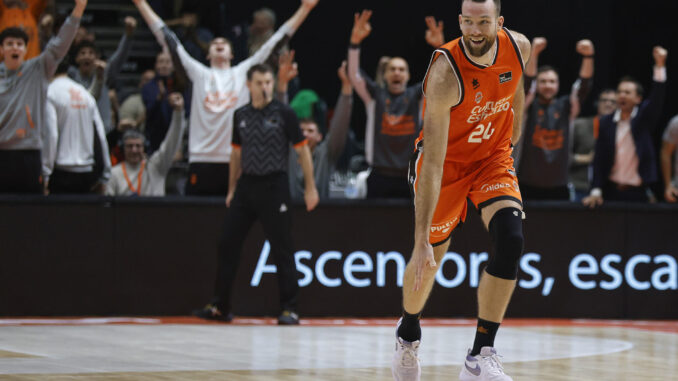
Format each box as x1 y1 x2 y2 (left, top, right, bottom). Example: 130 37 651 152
507 30 531 144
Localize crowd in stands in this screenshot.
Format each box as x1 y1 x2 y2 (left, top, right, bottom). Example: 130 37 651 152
1 0 678 205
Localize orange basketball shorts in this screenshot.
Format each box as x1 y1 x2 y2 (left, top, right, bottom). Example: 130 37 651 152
409 144 522 246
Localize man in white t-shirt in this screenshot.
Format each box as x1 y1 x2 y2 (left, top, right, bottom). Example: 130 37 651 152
132 0 318 195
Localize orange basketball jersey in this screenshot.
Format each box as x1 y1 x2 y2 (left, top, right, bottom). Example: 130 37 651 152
418 28 524 163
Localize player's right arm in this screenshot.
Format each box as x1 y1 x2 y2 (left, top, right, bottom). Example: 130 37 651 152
411 55 458 291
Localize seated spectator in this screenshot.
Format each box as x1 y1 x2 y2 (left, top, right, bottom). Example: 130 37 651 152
348 11 442 199
286 61 352 201
68 16 136 133
106 92 187 196
44 58 111 194
0 0 48 60
570 89 617 201
133 0 318 196
584 46 668 206
661 114 678 202
515 37 594 200
0 0 85 194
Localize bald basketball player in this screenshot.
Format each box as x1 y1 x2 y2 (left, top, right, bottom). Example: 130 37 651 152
390 1 531 380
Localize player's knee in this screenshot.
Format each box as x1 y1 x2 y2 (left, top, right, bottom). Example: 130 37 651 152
485 207 524 280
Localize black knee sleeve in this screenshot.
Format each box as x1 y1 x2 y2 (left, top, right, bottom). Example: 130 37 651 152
485 207 524 280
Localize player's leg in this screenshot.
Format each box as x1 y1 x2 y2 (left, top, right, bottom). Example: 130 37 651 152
461 156 524 381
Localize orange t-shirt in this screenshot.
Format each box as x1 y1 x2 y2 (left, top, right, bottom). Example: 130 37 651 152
0 0 47 60
418 28 524 163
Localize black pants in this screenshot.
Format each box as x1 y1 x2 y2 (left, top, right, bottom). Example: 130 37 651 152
520 184 570 201
367 170 411 199
602 182 649 202
0 150 43 194
212 172 299 313
185 162 230 196
49 169 97 194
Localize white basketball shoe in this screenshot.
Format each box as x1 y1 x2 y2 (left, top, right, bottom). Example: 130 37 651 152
391 336 421 381
459 347 512 381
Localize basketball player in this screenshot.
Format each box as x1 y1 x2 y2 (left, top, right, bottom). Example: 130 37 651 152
391 1 530 380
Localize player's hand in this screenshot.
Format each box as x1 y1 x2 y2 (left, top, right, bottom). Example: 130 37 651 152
653 46 667 67
350 10 372 45
278 50 299 85
304 186 319 211
412 240 436 292
665 185 678 203
124 16 137 35
301 0 318 10
576 39 594 56
531 37 547 55
73 0 88 17
424 16 444 48
168 92 184 110
582 194 603 208
225 191 235 207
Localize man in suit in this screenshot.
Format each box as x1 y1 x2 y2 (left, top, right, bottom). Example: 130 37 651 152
583 46 667 206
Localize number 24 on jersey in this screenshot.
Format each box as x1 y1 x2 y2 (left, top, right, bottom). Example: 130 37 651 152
467 122 495 143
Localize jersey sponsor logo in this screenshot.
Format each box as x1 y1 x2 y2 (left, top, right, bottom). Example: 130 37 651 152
68 87 87 109
474 91 483 104
204 91 239 113
480 182 513 193
532 124 564 150
467 96 512 124
380 113 416 136
472 78 480 89
499 71 513 84
431 218 458 234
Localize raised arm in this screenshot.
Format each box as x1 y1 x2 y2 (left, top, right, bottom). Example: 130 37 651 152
348 9 375 104
642 46 668 131
326 60 353 163
104 16 137 88
424 16 444 48
569 39 595 118
132 0 204 80
411 55 458 291
523 36 545 94
149 92 187 175
42 0 87 77
284 0 318 36
275 50 298 104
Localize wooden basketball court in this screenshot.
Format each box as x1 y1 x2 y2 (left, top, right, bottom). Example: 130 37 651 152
0 317 676 380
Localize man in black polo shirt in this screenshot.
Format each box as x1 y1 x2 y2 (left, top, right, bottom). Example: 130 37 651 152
194 64 318 325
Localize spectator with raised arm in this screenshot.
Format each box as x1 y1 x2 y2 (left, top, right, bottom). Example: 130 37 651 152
584 46 668 206
0 0 86 193
106 92 187 196
347 11 443 199
515 37 594 200
68 16 137 133
284 61 353 201
132 0 319 196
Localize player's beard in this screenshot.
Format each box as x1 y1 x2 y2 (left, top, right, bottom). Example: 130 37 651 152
464 34 496 57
